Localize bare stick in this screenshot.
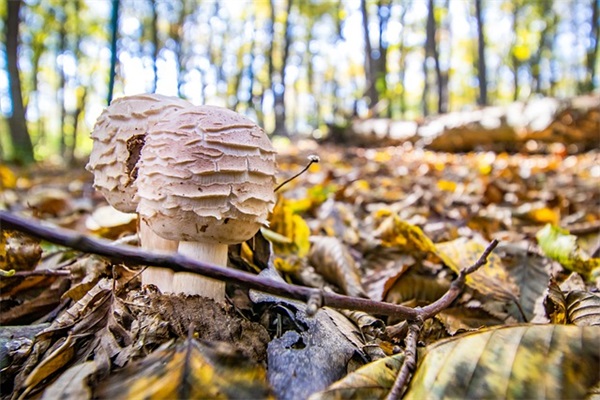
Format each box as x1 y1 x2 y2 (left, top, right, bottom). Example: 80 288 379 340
274 155 320 192
387 323 421 400
0 211 418 318
0 211 499 322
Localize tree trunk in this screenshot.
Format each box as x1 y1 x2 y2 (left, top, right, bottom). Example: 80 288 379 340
5 0 34 163
272 0 293 136
585 0 599 92
511 3 521 101
57 7 67 159
422 0 440 116
360 0 379 110
378 0 391 117
474 0 488 106
107 0 120 105
150 0 159 93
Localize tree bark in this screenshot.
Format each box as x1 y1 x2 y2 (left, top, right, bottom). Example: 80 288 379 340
474 0 488 106
422 0 443 115
585 0 599 92
272 0 293 136
360 0 379 111
5 0 34 163
107 0 120 105
150 0 159 93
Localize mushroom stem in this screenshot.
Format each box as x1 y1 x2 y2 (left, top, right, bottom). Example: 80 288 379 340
139 219 178 292
172 241 228 302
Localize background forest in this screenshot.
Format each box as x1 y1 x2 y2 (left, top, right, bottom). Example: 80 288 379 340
1 0 599 164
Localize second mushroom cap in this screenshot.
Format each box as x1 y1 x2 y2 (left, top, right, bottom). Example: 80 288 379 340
136 105 277 244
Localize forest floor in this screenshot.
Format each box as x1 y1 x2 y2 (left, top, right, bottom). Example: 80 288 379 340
1 141 599 399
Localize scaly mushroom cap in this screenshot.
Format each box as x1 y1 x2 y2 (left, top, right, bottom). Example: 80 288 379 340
136 105 277 244
86 94 192 212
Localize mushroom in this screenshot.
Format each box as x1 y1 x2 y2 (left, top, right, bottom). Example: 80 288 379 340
86 94 192 291
135 105 277 301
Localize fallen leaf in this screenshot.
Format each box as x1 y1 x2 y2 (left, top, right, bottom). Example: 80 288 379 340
309 236 367 298
22 334 76 397
96 339 272 399
536 223 600 278
498 244 551 321
565 290 600 326
268 196 311 258
405 324 600 399
436 237 519 302
41 360 98 400
308 353 405 400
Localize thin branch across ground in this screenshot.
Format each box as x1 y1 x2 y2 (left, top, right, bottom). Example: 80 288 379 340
0 210 498 320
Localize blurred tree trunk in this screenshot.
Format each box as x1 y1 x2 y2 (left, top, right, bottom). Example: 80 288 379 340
331 1 345 121
377 0 391 117
58 6 67 159
422 0 444 115
531 0 555 95
271 0 292 136
172 0 188 98
396 3 409 118
5 0 34 163
107 0 120 105
585 0 599 92
150 0 159 93
65 0 85 165
474 0 487 106
510 3 521 101
360 0 379 111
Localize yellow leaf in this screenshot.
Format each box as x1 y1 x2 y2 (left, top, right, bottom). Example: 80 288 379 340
435 237 518 301
373 211 437 253
437 180 457 192
309 353 405 400
0 164 17 189
405 325 600 400
97 339 272 399
526 207 560 225
268 196 311 257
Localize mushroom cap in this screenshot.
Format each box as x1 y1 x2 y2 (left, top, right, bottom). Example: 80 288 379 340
136 105 277 244
86 94 192 213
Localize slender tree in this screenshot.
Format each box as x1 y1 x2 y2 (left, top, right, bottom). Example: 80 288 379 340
5 0 34 163
474 0 488 105
271 0 293 136
585 0 599 92
107 0 120 105
149 0 159 93
422 0 445 114
360 0 379 111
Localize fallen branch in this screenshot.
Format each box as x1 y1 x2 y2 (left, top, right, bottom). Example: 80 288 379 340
0 211 498 321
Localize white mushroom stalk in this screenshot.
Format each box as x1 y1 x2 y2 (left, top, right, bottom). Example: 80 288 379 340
136 105 277 302
86 94 192 292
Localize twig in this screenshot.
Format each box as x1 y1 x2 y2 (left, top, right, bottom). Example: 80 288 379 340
274 155 320 192
387 322 421 400
0 211 418 318
0 212 499 322
383 239 500 398
419 239 499 320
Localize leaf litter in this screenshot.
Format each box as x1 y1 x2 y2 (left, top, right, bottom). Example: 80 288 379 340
1 143 599 399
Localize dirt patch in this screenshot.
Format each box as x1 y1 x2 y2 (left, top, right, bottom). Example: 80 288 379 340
139 292 270 364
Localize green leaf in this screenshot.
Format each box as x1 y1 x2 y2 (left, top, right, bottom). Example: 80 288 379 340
536 224 600 278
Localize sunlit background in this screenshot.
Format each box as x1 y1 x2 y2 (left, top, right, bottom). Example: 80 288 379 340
1 0 598 162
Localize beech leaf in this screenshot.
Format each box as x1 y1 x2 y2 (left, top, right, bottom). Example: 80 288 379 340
405 324 600 400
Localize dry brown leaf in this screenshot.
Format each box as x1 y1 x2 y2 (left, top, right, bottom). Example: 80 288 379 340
566 290 600 326
309 236 367 298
